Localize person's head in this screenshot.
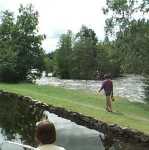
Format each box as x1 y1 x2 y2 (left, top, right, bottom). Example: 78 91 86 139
104 73 111 79
36 120 56 145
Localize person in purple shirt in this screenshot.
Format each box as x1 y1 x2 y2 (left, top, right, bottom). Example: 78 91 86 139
98 74 114 112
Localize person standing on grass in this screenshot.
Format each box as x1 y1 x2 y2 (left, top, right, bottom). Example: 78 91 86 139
97 73 114 112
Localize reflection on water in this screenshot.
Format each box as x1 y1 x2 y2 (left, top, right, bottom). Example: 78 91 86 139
0 94 104 150
0 94 42 149
36 74 148 103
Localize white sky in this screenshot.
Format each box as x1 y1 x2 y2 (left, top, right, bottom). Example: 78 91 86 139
0 0 106 53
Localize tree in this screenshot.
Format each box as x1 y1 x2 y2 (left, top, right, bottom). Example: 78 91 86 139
53 25 121 79
0 4 45 82
103 0 139 37
103 0 149 75
71 26 98 80
115 19 149 74
15 4 45 81
140 0 149 13
96 42 121 78
43 52 55 75
55 30 73 78
0 11 18 82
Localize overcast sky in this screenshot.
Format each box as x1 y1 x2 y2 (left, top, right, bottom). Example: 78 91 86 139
0 0 106 53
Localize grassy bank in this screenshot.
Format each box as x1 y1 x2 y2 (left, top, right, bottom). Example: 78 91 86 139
0 83 149 134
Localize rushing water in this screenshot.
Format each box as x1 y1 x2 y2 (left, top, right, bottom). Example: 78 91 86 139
0 94 104 150
36 74 148 103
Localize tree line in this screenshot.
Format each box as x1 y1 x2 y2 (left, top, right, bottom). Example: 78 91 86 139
46 0 149 79
47 27 120 80
1 1 149 82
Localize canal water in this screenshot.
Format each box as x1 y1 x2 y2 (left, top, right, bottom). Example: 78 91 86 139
36 74 149 103
0 94 104 150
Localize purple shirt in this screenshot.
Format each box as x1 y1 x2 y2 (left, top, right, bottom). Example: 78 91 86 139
100 79 113 92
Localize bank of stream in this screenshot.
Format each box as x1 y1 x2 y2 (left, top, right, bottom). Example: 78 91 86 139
0 91 104 150
0 91 149 150
36 74 149 103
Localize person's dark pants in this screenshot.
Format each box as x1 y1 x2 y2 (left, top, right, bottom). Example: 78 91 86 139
105 91 112 96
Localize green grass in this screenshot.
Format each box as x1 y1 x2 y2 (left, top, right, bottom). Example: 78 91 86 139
0 83 149 134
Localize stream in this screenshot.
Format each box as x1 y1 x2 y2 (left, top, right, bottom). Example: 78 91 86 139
36 74 149 103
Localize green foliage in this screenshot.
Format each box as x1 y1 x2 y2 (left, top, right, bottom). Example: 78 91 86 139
0 4 45 82
70 26 98 80
43 53 55 75
52 26 121 80
0 11 18 82
96 42 121 78
115 19 149 74
104 0 149 75
0 48 17 82
140 0 149 13
104 0 138 36
54 30 73 78
15 4 45 81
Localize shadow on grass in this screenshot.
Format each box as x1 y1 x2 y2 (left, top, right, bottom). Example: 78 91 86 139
111 111 124 116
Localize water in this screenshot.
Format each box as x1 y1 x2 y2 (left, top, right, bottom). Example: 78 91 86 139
36 74 148 103
0 94 104 150
41 111 104 150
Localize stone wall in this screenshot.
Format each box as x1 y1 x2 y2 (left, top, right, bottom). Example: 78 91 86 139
0 90 149 150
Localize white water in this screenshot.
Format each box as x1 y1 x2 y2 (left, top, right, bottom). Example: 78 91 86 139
36 74 147 103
